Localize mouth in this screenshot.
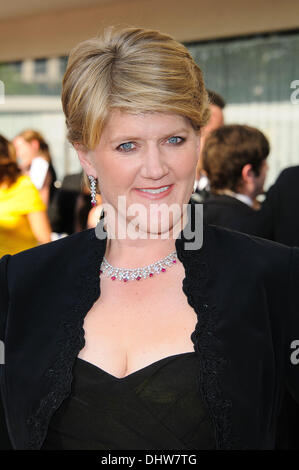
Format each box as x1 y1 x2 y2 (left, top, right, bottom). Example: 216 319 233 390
134 184 174 199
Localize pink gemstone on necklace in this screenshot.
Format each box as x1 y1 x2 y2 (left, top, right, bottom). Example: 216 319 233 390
161 268 166 272
123 278 128 282
137 276 141 281
149 273 153 277
111 276 116 280
99 269 102 274
91 202 96 207
172 260 176 263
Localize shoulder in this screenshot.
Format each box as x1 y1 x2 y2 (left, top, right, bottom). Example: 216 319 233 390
31 157 49 170
269 165 299 191
204 224 296 278
6 228 103 289
277 165 299 181
205 222 292 256
9 228 94 262
12 174 33 189
3 175 40 200
13 175 40 196
5 175 45 211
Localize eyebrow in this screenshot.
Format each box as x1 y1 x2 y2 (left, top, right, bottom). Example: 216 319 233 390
109 129 190 145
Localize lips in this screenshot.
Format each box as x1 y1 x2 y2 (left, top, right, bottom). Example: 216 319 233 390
134 184 174 200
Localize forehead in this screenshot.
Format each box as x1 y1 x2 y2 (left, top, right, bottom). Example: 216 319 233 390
100 109 193 140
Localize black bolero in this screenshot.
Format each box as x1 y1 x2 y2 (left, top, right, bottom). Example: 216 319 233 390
0 212 299 449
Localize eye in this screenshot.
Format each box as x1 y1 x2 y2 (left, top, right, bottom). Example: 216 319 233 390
117 142 136 152
167 136 185 145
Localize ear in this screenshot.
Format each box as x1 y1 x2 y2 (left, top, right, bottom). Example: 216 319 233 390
31 139 40 152
74 143 97 178
241 163 254 183
196 134 201 155
194 134 203 176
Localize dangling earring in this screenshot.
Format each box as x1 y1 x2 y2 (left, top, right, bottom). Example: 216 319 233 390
88 175 97 206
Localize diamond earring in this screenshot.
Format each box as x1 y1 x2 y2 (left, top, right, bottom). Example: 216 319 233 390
88 175 97 206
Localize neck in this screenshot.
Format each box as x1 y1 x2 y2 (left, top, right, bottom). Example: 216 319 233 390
215 188 254 207
103 209 188 268
236 186 255 201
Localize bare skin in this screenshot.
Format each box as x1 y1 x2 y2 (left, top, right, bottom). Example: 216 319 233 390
78 259 197 379
27 211 52 244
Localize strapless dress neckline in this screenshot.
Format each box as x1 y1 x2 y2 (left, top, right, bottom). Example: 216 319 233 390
76 351 196 381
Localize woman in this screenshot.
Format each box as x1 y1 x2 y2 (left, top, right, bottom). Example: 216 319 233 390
0 27 298 450
0 134 51 257
13 129 58 209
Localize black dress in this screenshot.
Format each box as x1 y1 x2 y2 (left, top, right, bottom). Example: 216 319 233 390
41 352 215 450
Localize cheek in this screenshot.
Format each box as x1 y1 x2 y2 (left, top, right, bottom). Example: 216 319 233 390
175 150 198 177
96 159 136 194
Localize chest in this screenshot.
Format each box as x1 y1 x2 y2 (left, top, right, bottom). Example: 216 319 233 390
78 263 198 378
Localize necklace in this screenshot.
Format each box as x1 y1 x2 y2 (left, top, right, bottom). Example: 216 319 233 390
99 250 178 282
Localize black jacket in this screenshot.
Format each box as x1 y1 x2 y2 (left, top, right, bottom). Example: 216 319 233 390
203 194 268 237
201 192 299 449
259 166 299 247
1 214 299 449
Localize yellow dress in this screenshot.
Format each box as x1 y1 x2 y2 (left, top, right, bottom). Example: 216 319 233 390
0 174 46 257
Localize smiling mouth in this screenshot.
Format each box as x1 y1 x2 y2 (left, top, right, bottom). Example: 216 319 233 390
134 184 174 199
137 185 171 194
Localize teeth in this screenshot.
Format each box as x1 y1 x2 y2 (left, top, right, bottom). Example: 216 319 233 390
139 186 170 194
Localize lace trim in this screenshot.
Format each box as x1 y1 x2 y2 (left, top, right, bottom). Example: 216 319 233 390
175 211 239 449
26 228 107 449
26 209 238 449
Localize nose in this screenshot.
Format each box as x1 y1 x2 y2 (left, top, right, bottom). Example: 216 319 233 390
140 144 169 180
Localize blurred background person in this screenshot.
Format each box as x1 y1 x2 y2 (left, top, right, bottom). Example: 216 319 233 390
0 134 51 257
258 165 299 450
49 170 86 235
192 89 226 202
73 174 95 232
13 129 58 217
259 165 299 247
202 127 299 449
202 124 269 236
49 170 102 234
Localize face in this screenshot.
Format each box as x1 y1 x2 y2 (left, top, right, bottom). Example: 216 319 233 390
252 160 268 197
13 137 37 169
202 104 224 139
196 104 224 177
77 110 201 236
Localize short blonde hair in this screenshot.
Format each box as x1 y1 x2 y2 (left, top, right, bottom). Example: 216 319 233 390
61 27 210 191
62 27 209 148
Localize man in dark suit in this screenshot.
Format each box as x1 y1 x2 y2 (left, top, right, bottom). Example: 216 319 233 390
201 124 269 237
192 90 226 203
259 165 299 449
259 165 299 246
49 170 91 235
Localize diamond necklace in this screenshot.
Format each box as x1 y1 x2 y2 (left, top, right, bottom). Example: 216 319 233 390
99 250 178 282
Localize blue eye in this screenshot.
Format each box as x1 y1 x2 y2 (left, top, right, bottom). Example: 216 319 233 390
167 136 184 145
118 142 135 152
